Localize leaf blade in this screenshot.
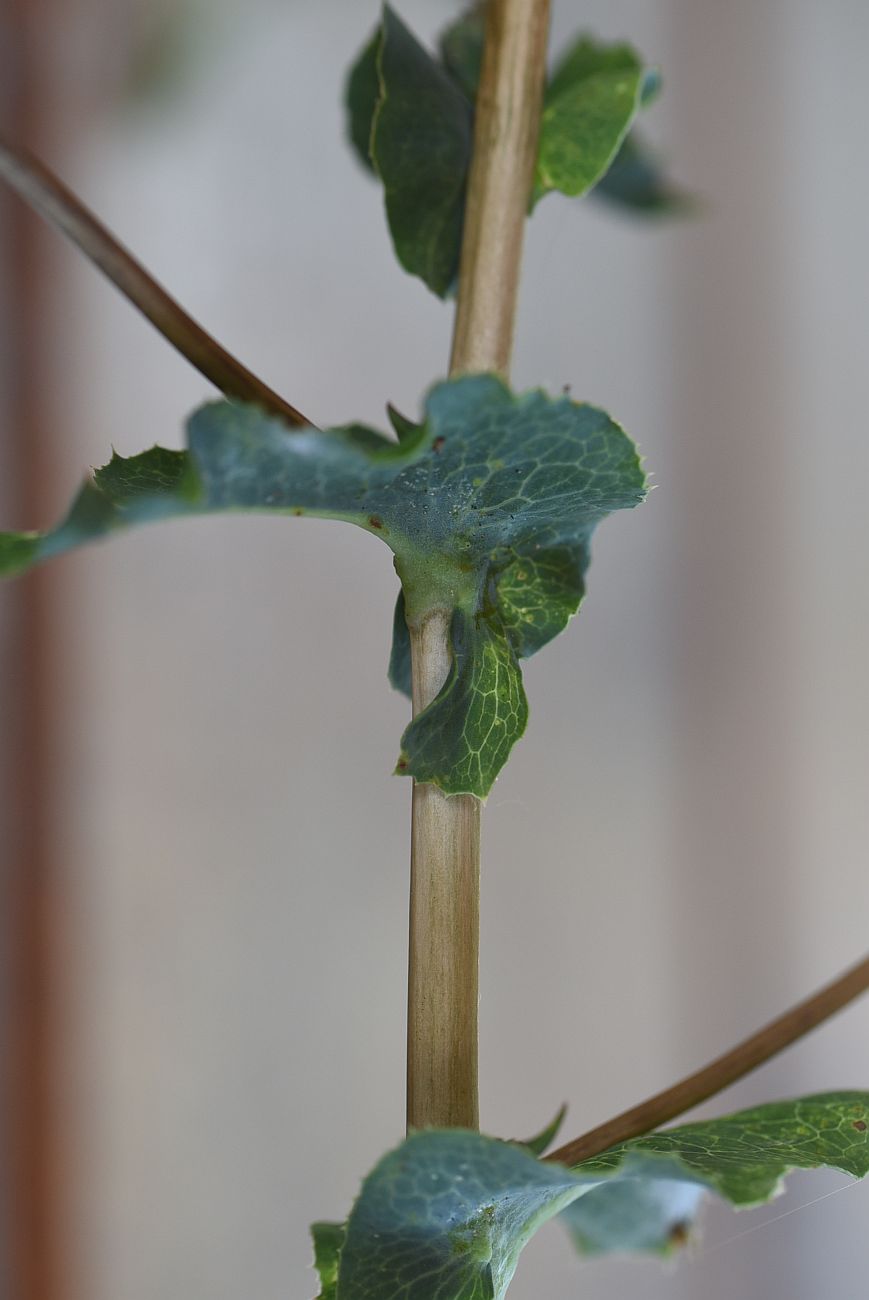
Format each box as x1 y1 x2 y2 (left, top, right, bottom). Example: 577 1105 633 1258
345 29 381 172
372 6 473 297
579 1092 869 1206
397 609 528 799
1 377 645 795
312 1221 346 1300
330 1095 869 1299
537 64 645 199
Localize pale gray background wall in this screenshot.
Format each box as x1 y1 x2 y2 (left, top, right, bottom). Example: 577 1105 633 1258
10 0 869 1297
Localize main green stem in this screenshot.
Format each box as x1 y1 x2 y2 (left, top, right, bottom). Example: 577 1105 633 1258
406 0 551 1133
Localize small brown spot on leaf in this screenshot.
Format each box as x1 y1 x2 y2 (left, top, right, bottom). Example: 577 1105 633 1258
668 1221 690 1248
369 515 384 530
292 508 304 516
433 436 446 453
854 1120 867 1131
396 758 408 770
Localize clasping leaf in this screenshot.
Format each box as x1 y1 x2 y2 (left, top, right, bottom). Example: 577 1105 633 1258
0 376 645 797
318 1093 869 1299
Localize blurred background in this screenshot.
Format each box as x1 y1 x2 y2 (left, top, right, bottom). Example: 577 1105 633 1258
2 1 869 1298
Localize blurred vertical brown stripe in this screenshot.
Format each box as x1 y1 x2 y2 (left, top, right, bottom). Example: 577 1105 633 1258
1 5 61 1300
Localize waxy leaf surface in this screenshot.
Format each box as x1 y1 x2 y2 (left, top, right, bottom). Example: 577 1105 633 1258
324 1094 869 1299
0 376 644 796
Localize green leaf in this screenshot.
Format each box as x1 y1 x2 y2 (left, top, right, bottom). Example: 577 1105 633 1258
514 1103 568 1157
330 1094 869 1299
560 1177 704 1256
388 591 412 698
371 6 473 297
386 403 422 444
0 376 644 796
396 607 529 799
0 446 198 577
546 35 642 104
536 37 645 200
346 14 683 294
495 547 586 659
345 29 380 171
311 1221 346 1300
439 4 486 100
592 130 695 216
344 8 473 296
579 1093 869 1205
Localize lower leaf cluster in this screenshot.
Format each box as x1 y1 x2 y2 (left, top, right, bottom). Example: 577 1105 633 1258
314 1093 869 1300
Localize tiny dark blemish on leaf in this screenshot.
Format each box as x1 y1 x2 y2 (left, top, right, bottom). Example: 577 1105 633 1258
854 1120 867 1131
369 515 384 529
668 1221 690 1248
433 436 446 452
396 758 408 770
292 508 304 516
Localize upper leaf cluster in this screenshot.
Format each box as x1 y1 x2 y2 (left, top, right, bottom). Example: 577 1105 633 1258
347 5 690 296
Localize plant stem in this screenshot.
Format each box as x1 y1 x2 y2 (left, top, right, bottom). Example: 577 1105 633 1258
449 0 552 376
0 137 309 426
407 613 481 1131
406 0 551 1133
546 949 869 1166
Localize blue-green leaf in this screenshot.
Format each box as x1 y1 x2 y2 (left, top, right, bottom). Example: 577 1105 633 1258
560 1176 704 1256
336 1129 580 1300
0 376 645 795
592 130 695 216
327 1094 869 1299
